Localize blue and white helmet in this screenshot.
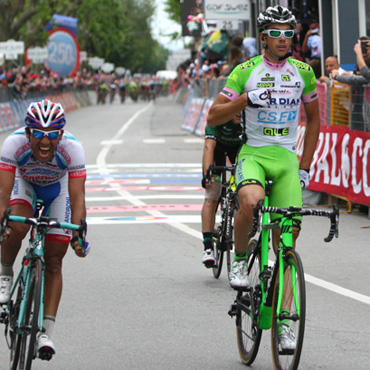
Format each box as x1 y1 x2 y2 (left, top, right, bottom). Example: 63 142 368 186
25 99 66 129
257 5 297 31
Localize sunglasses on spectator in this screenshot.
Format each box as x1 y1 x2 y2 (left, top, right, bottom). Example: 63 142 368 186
262 29 294 39
30 129 61 140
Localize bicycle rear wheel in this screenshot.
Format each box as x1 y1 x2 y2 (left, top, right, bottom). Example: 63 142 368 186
18 259 43 370
212 228 224 279
271 249 306 370
236 239 262 365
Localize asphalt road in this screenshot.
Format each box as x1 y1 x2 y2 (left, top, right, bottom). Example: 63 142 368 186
0 93 370 370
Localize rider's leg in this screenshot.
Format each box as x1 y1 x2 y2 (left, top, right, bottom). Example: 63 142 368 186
234 184 265 255
0 204 32 304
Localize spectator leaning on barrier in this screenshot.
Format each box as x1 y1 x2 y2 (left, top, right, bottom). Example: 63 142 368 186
319 56 349 83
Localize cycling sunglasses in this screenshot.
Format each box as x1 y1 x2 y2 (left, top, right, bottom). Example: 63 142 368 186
30 128 61 140
262 29 294 39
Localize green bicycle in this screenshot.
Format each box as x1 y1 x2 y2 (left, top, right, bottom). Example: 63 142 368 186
228 181 339 370
0 202 87 370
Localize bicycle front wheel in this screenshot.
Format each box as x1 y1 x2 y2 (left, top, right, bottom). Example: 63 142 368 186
236 239 262 365
19 259 43 370
9 285 23 370
271 249 306 370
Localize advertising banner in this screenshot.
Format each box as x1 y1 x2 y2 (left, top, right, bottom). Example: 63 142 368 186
204 0 250 21
297 124 370 206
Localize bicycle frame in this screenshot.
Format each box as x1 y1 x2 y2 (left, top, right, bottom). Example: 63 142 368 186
1 207 86 369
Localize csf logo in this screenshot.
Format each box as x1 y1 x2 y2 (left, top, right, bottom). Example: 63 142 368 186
282 75 291 81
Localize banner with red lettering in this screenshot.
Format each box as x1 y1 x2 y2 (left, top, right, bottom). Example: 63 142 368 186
297 124 370 206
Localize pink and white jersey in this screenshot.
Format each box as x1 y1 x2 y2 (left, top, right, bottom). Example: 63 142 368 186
0 128 86 186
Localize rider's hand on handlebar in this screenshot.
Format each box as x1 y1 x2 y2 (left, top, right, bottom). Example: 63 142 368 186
299 169 310 189
70 237 90 258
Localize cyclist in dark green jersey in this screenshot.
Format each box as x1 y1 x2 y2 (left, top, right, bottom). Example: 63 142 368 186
201 115 242 267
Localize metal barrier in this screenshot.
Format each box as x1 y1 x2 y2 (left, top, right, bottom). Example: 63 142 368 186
180 78 370 132
179 78 370 210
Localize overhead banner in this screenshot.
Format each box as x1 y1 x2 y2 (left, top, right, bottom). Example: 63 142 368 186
204 0 250 20
297 124 370 206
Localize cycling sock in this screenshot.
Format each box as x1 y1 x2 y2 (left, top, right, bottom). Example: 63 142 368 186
203 232 213 250
43 315 56 337
234 251 247 261
0 262 14 277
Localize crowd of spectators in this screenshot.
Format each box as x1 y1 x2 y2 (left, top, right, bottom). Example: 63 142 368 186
173 21 325 89
0 65 171 103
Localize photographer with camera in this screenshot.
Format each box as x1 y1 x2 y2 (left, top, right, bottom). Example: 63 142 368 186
302 22 321 61
332 37 370 85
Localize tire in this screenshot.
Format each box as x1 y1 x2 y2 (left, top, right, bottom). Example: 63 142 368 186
18 259 43 370
212 227 224 279
212 195 225 279
9 285 23 370
236 239 263 365
271 249 306 370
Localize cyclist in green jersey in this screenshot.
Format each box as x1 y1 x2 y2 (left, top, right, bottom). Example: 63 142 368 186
201 115 242 267
207 5 320 351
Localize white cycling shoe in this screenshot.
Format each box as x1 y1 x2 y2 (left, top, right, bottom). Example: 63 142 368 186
278 324 296 354
0 276 13 305
202 249 216 268
37 334 56 360
229 260 250 289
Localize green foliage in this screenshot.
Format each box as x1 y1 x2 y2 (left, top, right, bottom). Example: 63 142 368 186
0 0 170 74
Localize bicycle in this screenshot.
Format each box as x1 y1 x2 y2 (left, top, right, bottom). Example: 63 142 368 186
206 163 239 279
228 181 339 370
0 201 87 370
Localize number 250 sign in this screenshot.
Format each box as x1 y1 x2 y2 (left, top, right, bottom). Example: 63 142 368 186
45 27 80 77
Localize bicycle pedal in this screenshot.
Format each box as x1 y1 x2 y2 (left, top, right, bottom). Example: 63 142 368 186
228 303 237 317
203 260 216 269
38 347 55 361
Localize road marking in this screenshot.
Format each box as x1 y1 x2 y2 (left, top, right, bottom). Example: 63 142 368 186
87 204 202 213
87 215 201 223
143 138 165 144
100 140 123 145
94 108 370 306
184 138 204 144
86 186 202 193
86 195 204 202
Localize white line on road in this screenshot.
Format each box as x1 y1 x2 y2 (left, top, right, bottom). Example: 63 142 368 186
94 105 370 307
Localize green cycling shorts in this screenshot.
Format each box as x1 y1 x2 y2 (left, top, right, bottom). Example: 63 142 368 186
235 144 302 222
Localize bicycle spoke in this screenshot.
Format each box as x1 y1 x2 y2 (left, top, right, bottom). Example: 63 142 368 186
271 249 306 370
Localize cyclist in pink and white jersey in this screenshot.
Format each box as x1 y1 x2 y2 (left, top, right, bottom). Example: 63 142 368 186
0 99 87 360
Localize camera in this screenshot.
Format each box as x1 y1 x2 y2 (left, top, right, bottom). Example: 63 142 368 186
361 40 368 54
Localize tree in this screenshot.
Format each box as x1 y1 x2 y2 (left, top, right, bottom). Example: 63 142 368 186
0 0 168 74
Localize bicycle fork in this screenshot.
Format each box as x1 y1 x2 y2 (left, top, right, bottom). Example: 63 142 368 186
275 219 300 323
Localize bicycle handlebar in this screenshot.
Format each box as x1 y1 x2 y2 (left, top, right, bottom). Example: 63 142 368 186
206 163 235 179
0 208 87 247
248 200 339 242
